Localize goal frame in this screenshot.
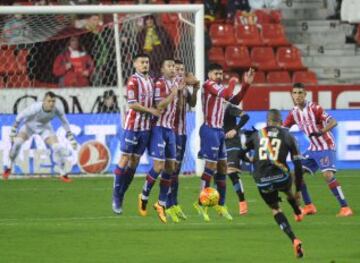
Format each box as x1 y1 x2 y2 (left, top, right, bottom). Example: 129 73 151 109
0 4 205 175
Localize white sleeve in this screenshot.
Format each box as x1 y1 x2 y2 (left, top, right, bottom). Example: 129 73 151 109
15 103 41 125
56 106 71 133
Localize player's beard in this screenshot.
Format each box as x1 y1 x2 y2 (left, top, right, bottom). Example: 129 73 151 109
141 70 149 76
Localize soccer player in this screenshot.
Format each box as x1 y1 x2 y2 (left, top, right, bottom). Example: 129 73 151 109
242 109 304 258
194 64 254 221
166 60 200 222
3 91 77 183
138 58 184 223
112 53 160 215
223 103 250 215
283 82 353 217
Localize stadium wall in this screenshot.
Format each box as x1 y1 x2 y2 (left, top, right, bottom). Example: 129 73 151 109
0 110 359 177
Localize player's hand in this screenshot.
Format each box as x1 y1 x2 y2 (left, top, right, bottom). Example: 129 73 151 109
9 126 17 142
82 70 90 77
66 131 77 150
65 63 72 70
148 107 162 117
225 129 237 139
309 131 323 138
229 77 239 84
244 68 255 85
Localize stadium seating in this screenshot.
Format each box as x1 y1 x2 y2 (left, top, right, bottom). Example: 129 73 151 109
235 25 263 46
261 24 289 46
355 24 360 45
276 47 305 70
225 46 251 68
293 70 318 84
209 24 236 46
251 47 279 71
267 71 291 84
242 71 266 84
208 47 225 67
223 71 240 84
7 74 33 88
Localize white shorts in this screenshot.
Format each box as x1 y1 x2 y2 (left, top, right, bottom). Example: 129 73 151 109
18 124 56 141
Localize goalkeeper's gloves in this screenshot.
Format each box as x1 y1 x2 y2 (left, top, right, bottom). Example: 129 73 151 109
66 131 77 150
9 125 17 142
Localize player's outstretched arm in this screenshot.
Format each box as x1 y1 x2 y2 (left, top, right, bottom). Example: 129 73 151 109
229 68 255 105
129 103 161 117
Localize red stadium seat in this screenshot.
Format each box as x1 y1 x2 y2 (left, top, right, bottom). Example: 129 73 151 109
266 71 291 84
243 71 266 84
7 74 33 88
223 71 240 84
209 24 236 46
235 25 263 46
208 47 225 67
355 24 360 45
277 47 305 70
254 10 271 24
293 71 318 84
251 47 279 71
225 46 251 68
261 24 289 46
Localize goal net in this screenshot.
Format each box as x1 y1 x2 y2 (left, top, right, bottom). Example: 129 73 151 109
0 5 204 177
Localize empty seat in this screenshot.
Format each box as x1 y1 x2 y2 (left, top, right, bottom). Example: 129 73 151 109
293 71 318 84
267 71 291 84
208 47 225 67
277 47 305 70
7 74 33 88
209 23 236 46
225 46 251 68
235 25 263 46
261 24 289 46
243 71 266 84
251 47 279 71
223 71 240 83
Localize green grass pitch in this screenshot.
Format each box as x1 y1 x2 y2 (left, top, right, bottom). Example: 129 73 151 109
0 171 359 263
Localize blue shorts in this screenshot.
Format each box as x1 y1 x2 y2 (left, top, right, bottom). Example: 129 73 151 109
148 126 176 161
302 150 337 174
175 134 187 163
120 130 151 156
198 124 227 163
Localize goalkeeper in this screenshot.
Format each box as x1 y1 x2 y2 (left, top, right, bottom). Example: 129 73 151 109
3 91 77 183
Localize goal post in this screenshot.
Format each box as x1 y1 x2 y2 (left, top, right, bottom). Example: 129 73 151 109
0 4 204 176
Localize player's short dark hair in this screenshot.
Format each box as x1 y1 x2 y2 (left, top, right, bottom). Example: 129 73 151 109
208 63 223 72
267 109 282 123
174 59 183 65
161 58 175 68
44 91 56 98
293 82 305 89
133 53 150 61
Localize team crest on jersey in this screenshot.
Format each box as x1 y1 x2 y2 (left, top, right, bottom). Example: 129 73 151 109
155 88 161 97
128 90 135 99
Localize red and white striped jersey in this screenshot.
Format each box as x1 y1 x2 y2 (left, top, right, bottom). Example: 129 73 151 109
283 101 336 151
202 80 228 128
154 77 179 129
124 72 154 131
174 87 190 135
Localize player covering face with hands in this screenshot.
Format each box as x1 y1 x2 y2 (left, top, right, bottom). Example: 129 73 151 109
4 91 77 183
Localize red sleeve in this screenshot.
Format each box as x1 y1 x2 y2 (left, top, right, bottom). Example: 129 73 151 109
204 80 235 100
283 111 295 128
229 82 249 104
154 80 166 102
52 53 67 77
126 77 139 104
314 104 332 122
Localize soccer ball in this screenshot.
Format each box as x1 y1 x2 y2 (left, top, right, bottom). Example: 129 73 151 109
199 187 220 207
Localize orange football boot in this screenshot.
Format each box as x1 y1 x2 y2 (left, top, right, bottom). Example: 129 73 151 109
302 203 317 215
337 206 353 217
293 238 304 258
239 201 248 215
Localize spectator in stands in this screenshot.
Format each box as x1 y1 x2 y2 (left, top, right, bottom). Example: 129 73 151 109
97 89 120 113
327 0 342 19
249 0 281 9
136 15 174 77
52 36 94 87
226 0 251 21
